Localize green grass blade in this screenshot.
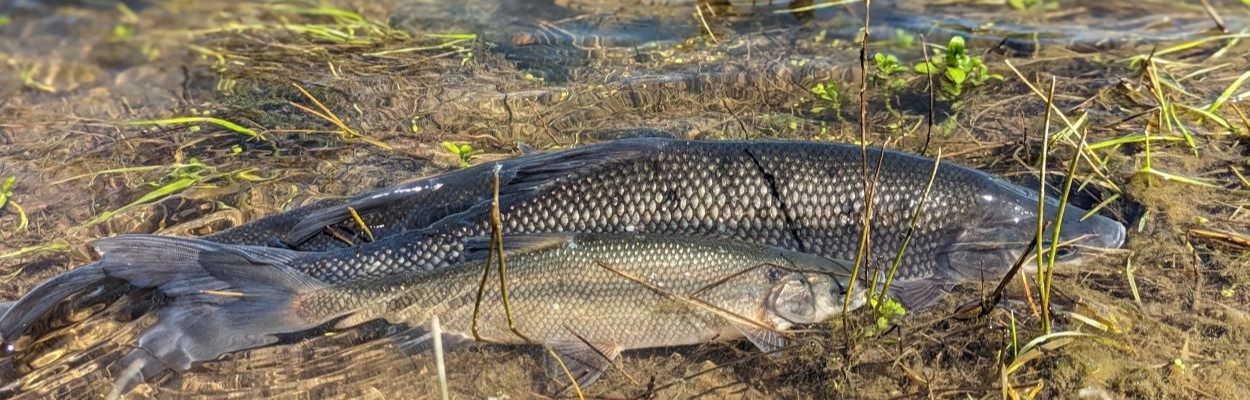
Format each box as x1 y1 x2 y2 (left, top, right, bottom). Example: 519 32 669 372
0 243 71 261
77 175 200 229
1207 70 1250 114
126 117 267 142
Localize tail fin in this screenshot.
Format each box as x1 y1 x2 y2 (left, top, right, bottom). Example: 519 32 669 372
0 235 316 352
86 235 333 394
0 263 107 351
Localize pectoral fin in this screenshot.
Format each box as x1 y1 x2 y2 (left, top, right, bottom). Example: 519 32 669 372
516 142 539 155
730 321 788 355
891 277 950 310
546 339 622 392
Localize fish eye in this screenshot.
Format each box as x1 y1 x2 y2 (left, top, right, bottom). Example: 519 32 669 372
1054 246 1077 259
1041 245 1078 261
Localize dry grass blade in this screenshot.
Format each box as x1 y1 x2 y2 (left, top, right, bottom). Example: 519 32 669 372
290 82 393 150
592 260 783 335
1006 331 1095 375
1197 0 1227 33
920 34 936 156
431 315 450 400
1187 227 1250 248
346 207 375 242
694 2 718 44
0 243 70 262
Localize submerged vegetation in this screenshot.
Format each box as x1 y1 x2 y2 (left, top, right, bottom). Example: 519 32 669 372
0 0 1247 399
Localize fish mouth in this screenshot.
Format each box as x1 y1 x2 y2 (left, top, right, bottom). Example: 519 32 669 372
1083 214 1126 249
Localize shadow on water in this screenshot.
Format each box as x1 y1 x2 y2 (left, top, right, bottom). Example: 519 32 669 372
1 0 1248 398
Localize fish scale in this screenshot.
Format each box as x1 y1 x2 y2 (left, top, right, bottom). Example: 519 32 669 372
288 138 1124 308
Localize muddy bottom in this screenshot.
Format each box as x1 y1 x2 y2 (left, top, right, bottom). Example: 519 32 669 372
0 0 1248 399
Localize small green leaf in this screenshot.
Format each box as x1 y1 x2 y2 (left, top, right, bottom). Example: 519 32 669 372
913 62 934 74
442 141 462 155
945 67 967 84
946 36 967 65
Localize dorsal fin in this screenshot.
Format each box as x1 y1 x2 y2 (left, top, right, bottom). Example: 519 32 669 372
286 138 670 246
459 233 580 262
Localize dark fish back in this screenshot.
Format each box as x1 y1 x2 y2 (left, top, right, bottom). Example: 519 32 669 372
300 139 984 293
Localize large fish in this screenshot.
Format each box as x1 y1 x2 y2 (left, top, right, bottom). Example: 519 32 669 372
282 138 1125 301
91 232 865 391
1 138 1126 352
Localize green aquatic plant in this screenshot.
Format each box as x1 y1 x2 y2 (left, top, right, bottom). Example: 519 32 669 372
442 141 482 167
868 295 906 330
0 176 28 231
914 36 1003 101
893 28 915 49
810 80 844 119
872 52 908 115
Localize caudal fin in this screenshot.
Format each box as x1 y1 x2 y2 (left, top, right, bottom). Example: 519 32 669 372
87 235 334 394
0 263 107 351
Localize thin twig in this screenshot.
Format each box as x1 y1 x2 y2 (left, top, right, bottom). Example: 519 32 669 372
845 0 874 312
920 34 936 157
592 260 782 334
695 2 719 44
1198 0 1227 33
490 165 531 343
291 82 393 150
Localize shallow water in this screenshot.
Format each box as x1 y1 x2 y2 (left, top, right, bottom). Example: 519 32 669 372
1 0 1248 398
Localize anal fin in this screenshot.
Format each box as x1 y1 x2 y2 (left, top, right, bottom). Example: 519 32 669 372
731 321 788 355
891 278 950 311
546 339 622 392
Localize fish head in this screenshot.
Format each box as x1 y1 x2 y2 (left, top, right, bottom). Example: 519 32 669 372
944 175 1127 280
766 257 866 325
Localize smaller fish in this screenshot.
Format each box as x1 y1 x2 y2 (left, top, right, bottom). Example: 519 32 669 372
94 233 866 392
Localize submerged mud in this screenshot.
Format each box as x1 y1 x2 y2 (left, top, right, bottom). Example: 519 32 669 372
0 0 1247 398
